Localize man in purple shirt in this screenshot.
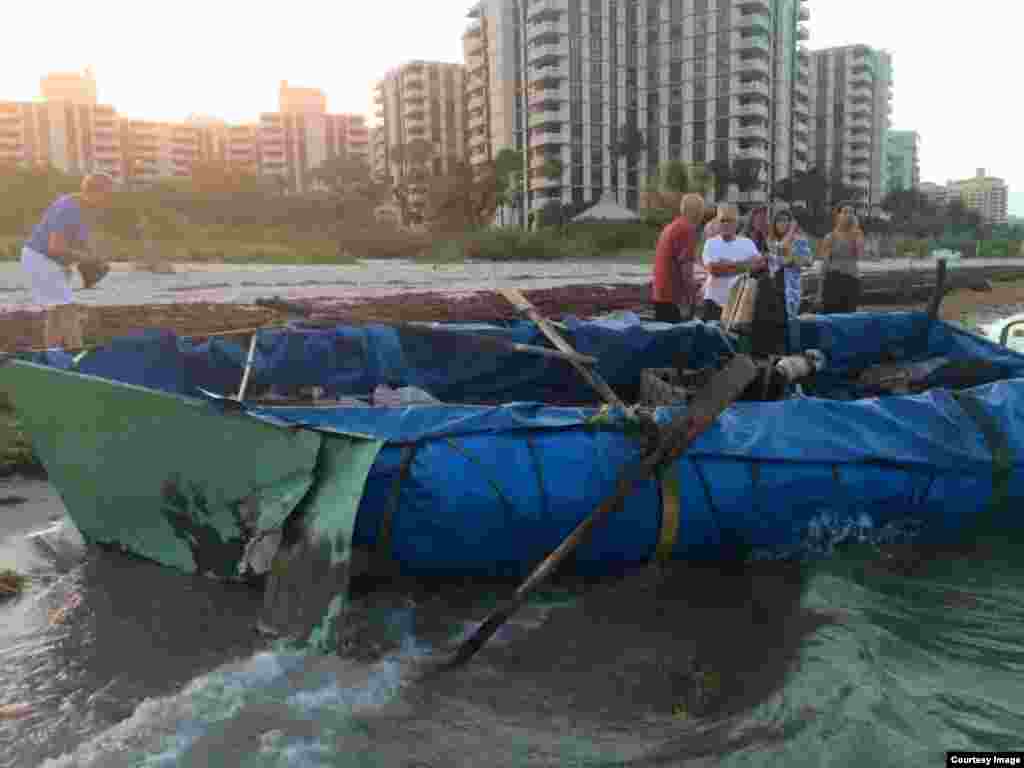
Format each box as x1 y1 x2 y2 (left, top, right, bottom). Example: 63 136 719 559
21 173 114 348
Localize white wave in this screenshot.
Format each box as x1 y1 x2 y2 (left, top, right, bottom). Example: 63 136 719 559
40 619 432 767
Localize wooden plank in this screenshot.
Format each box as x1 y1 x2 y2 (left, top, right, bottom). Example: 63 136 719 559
499 287 626 409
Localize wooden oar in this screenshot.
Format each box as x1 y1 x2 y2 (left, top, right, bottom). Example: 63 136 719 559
434 354 758 671
499 287 625 409
253 297 599 367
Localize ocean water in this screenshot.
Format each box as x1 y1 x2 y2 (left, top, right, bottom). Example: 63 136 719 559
2 480 1023 767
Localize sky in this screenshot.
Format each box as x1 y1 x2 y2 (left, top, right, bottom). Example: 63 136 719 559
2 0 1019 214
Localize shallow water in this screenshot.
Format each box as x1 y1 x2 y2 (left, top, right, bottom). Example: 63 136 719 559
2 479 1023 767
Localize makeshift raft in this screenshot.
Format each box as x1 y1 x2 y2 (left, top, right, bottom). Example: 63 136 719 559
2 312 1023 600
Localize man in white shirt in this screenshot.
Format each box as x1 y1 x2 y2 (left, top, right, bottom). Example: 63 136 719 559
700 203 766 323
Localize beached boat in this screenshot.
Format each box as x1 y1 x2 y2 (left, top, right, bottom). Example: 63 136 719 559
2 312 1023 642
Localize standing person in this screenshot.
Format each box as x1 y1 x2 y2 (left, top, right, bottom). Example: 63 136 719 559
816 203 865 314
651 193 706 323
766 208 814 320
21 173 114 349
700 203 765 323
746 205 770 254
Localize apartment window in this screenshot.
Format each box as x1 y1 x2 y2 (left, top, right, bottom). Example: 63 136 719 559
591 169 603 188
670 126 682 144
692 142 705 163
669 62 682 83
591 62 602 80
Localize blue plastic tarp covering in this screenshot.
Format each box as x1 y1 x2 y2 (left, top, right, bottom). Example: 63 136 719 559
29 312 1024 406
23 311 1024 573
336 382 1012 575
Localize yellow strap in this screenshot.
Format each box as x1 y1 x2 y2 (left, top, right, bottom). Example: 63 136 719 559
655 464 681 562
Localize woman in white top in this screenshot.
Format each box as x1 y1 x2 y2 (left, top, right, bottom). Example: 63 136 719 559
700 203 766 323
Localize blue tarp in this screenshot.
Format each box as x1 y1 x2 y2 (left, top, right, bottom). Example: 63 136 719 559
31 311 1024 404
24 312 1024 573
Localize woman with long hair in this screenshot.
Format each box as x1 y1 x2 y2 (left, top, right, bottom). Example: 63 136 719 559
816 202 865 314
766 207 813 320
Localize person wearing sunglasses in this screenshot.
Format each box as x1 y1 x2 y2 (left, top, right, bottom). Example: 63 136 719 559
700 203 766 323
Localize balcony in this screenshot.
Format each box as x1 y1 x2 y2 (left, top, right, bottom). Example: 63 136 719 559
850 76 872 90
736 124 768 140
735 145 768 162
735 11 770 34
850 148 870 161
528 103 568 127
737 0 770 12
850 116 872 131
404 107 426 122
527 0 565 23
737 34 770 55
527 42 563 65
799 6 810 21
468 92 487 113
469 131 489 149
529 123 564 147
736 80 770 98
736 101 769 119
464 20 482 38
737 55 770 76
797 25 809 41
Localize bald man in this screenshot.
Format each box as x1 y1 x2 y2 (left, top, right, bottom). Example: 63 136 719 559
651 193 706 323
22 173 114 348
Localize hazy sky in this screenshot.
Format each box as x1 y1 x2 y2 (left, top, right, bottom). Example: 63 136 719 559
2 0 1018 213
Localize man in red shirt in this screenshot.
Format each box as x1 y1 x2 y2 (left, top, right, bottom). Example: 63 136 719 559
651 193 706 323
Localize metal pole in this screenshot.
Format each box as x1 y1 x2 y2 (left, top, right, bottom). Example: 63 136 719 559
520 0 530 230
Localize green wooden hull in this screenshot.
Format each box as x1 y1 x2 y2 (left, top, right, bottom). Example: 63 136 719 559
0 360 326 580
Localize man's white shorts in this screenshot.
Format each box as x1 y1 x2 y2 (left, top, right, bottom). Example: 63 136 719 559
21 245 73 307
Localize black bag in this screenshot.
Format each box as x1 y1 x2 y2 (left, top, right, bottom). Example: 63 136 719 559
749 269 788 357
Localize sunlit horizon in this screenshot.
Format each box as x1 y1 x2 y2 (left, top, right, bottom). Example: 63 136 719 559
3 0 1019 213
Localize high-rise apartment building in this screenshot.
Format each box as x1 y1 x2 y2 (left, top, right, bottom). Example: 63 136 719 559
258 111 370 192
885 129 919 194
40 69 98 106
463 0 810 216
2 71 370 193
807 44 892 209
256 79 370 192
0 99 123 182
947 168 1009 226
278 81 328 115
372 61 468 185
120 120 204 183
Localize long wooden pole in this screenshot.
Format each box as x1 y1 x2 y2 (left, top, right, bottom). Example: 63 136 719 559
499 287 626 409
437 354 758 671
